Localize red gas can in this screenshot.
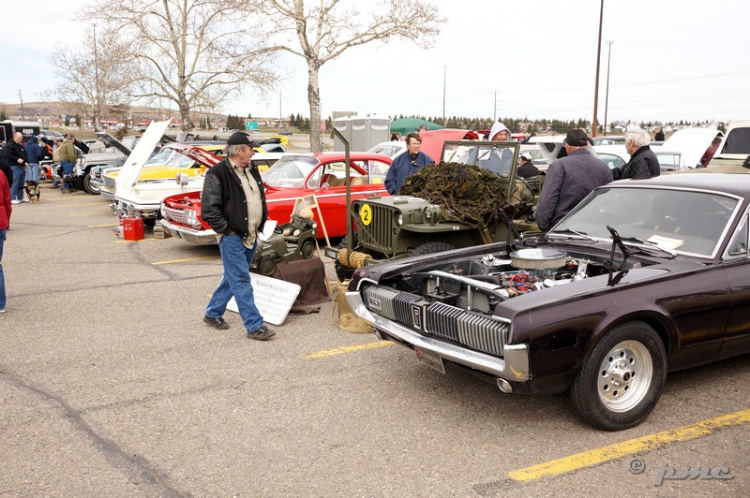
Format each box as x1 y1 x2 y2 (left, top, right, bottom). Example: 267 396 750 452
122 217 145 241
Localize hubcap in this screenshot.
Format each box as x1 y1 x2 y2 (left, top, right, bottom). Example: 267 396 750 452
597 340 653 412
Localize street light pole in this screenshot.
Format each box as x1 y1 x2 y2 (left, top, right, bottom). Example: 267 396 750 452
592 0 604 138
442 65 447 126
604 41 614 136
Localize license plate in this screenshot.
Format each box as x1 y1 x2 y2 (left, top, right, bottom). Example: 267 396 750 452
415 347 445 374
324 247 339 260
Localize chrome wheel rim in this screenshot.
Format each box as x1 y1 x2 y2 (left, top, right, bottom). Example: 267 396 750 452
597 340 653 412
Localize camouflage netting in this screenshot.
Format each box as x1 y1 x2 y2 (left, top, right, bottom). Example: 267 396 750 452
399 163 511 225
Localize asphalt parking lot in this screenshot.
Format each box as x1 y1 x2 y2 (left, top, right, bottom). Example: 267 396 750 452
1 188 749 497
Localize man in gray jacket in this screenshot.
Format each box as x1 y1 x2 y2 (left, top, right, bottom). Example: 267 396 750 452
536 129 612 231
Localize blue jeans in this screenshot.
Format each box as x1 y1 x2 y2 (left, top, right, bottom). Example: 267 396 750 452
27 163 40 183
205 234 264 331
60 161 74 191
10 165 26 201
0 228 6 310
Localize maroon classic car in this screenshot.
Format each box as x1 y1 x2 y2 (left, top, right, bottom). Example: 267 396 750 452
346 173 750 430
159 149 392 244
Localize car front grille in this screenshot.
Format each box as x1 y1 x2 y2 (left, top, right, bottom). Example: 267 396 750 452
355 203 394 256
162 206 190 225
362 284 508 357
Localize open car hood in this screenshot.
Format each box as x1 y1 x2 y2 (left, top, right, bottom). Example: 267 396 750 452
162 143 222 168
419 129 480 163
660 128 720 168
95 132 135 156
115 120 172 195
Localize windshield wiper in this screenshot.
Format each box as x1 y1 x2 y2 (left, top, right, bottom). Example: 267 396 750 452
614 235 677 259
547 228 595 241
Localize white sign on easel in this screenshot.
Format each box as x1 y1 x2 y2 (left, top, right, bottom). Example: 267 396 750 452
226 273 301 326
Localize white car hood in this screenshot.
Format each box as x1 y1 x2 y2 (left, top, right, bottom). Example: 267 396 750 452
659 128 719 168
115 119 171 197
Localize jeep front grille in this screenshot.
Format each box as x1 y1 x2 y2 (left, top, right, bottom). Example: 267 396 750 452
363 285 507 357
357 203 395 256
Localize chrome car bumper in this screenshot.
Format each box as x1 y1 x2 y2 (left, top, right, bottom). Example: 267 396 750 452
111 199 159 220
345 290 530 382
158 219 219 245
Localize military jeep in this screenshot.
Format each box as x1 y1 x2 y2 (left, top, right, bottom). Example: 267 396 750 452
326 140 540 277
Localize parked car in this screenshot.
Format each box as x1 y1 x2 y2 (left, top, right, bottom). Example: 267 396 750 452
159 151 393 245
592 135 625 145
111 144 286 225
100 141 224 200
706 120 750 168
38 130 65 141
64 133 140 194
367 141 408 159
655 128 721 172
345 173 750 430
594 145 629 169
279 130 293 136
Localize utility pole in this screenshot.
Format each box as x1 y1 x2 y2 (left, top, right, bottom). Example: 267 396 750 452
592 0 604 137
604 41 614 135
493 90 497 122
442 65 447 125
93 23 102 130
18 90 24 119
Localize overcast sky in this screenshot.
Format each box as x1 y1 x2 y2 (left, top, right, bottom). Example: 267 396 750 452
2 0 748 125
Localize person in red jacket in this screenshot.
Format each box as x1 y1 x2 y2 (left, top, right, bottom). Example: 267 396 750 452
0 166 11 312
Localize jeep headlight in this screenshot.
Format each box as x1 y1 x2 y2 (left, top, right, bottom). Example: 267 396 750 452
395 213 403 226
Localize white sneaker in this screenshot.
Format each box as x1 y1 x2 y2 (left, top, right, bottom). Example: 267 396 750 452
11 200 21 205
21 198 30 203
0 309 5 313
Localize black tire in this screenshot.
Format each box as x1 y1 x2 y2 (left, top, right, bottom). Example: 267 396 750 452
83 171 99 195
411 242 455 256
569 321 667 431
143 218 157 227
300 239 316 259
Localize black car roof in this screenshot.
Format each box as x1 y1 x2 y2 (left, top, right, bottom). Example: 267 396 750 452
610 173 750 198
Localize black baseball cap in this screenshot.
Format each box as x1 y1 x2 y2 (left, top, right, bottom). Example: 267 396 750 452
565 129 589 147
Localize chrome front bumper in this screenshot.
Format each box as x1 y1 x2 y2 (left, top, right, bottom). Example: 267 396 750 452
111 199 159 220
158 219 219 245
345 290 530 382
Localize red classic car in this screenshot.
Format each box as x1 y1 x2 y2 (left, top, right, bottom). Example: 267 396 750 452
159 148 393 244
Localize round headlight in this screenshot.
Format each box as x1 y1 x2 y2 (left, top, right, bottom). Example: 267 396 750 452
396 214 403 226
184 209 198 227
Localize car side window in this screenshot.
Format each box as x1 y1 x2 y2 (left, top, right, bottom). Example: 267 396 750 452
727 213 749 257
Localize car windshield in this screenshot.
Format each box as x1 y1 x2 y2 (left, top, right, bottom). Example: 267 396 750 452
554 186 740 258
441 142 517 176
145 147 176 166
262 155 318 187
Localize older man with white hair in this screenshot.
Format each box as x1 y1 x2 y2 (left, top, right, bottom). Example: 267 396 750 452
613 128 660 180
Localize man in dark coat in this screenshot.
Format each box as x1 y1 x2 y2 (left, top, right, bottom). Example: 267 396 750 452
4 133 28 203
654 127 665 141
613 129 660 180
536 129 613 231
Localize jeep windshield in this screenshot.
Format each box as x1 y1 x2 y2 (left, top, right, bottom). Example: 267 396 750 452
441 139 520 185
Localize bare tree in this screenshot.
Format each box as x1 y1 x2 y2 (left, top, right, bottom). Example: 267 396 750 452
48 25 134 130
86 0 278 131
247 0 444 152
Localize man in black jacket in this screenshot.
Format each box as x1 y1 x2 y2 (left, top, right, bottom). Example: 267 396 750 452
613 128 660 180
5 133 28 203
200 132 275 340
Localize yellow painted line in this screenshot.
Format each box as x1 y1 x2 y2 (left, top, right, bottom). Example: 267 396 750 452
304 340 393 358
88 223 121 228
508 408 750 482
151 256 220 265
